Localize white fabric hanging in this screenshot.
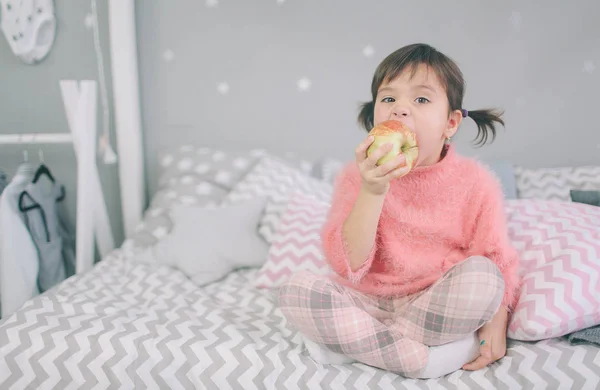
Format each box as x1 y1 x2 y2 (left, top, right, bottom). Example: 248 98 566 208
0 0 57 64
0 164 40 318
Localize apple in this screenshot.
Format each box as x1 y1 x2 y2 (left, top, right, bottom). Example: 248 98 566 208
366 120 419 173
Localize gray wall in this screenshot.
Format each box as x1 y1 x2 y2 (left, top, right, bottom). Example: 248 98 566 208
0 0 124 247
2 0 599 238
137 0 599 197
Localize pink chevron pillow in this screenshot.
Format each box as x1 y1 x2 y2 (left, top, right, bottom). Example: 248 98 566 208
506 199 600 341
253 192 332 288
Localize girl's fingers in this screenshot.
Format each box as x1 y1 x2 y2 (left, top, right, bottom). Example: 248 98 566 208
355 136 375 163
364 143 393 170
386 163 412 179
374 154 406 177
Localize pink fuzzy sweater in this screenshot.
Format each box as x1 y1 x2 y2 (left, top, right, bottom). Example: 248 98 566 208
321 145 520 311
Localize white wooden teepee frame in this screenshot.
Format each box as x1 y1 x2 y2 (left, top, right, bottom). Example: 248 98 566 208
60 80 115 273
107 0 145 238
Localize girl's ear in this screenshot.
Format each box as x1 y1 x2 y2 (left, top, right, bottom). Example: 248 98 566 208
445 109 462 139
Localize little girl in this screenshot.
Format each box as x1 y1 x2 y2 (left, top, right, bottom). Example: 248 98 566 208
278 43 520 379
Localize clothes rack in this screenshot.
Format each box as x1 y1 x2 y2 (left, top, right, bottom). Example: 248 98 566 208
0 80 116 275
0 134 73 144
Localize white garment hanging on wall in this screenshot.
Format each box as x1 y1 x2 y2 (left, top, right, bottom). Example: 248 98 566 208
0 164 40 318
0 0 57 64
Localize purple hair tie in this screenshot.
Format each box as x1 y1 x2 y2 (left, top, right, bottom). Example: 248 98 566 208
462 109 469 118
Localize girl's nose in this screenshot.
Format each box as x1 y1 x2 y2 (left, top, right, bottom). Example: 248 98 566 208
391 104 410 118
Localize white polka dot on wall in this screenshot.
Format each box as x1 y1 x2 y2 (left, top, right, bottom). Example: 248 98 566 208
205 0 219 8
363 45 375 58
163 50 175 62
84 13 94 29
276 0 286 4
195 164 211 174
161 154 174 167
297 77 312 92
583 61 595 74
217 82 230 95
509 11 522 31
180 145 194 152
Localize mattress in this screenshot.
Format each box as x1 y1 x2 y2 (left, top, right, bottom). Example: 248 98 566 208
0 249 598 390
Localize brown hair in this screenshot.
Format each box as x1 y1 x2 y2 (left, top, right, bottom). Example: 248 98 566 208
358 43 504 146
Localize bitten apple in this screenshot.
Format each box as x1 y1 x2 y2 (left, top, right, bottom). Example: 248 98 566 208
366 120 419 173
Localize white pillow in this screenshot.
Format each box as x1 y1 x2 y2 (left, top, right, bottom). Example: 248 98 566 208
133 197 269 286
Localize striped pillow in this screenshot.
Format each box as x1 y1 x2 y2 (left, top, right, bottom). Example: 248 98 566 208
506 199 600 340
253 192 332 288
515 165 600 201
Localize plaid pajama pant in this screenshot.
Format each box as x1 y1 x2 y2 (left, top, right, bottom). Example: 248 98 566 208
278 256 505 377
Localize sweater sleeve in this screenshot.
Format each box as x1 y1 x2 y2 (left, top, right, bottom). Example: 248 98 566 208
466 169 521 312
321 164 377 284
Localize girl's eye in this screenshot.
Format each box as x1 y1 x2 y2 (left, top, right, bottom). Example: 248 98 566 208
381 97 395 103
415 97 430 104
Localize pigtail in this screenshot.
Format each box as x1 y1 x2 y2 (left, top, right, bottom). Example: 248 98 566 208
467 108 505 146
358 101 375 131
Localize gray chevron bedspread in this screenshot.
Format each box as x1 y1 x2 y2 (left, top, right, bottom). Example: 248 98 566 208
0 249 599 390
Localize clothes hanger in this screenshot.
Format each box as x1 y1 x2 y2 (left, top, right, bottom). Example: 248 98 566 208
19 140 65 207
16 134 34 175
31 137 55 184
18 191 50 242
33 147 65 201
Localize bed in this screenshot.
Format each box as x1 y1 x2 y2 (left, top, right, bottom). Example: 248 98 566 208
0 144 599 389
0 251 598 389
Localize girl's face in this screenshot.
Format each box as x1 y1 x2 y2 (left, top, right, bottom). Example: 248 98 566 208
373 64 462 167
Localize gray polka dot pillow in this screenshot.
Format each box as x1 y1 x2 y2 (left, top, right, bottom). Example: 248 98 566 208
157 146 260 190
124 146 316 251
157 145 314 190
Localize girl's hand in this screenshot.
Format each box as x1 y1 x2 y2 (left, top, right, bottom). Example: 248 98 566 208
355 136 410 196
463 307 509 371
